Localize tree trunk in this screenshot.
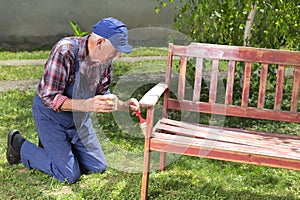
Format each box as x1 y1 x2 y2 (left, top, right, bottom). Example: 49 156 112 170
244 3 257 46
240 3 257 90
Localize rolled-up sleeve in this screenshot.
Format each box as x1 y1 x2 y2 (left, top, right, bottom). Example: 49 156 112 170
37 42 75 112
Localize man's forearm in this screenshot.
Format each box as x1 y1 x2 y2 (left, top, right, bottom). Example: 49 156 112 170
59 98 90 112
59 95 119 113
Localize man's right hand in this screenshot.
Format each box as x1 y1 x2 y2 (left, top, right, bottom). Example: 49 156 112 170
85 94 117 112
59 94 117 113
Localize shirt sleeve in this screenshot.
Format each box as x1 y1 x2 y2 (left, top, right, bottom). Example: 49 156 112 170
37 41 76 111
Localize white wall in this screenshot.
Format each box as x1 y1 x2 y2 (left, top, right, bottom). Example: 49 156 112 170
0 0 177 46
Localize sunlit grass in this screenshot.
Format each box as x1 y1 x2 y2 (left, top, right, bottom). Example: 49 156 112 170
0 49 300 199
0 89 300 199
0 47 168 60
0 65 44 80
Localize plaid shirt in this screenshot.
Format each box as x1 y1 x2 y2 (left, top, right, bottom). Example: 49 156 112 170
37 35 112 112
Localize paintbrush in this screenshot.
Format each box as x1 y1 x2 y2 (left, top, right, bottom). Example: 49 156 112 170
135 111 146 136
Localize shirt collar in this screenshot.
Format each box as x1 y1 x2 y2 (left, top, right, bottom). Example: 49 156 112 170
76 34 90 62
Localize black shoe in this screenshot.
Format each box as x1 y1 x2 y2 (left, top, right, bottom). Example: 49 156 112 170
6 130 22 164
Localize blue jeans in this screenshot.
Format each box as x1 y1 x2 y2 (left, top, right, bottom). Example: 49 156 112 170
20 95 107 182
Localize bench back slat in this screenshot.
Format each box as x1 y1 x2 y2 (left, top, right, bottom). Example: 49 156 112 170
241 62 252 107
178 56 188 100
193 57 203 102
274 65 285 110
291 68 300 112
257 63 268 109
166 43 300 123
225 60 236 105
209 59 219 103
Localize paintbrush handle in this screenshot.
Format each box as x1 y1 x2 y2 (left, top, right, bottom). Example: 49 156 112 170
135 111 146 124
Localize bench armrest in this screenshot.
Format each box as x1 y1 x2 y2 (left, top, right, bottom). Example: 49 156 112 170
139 82 168 108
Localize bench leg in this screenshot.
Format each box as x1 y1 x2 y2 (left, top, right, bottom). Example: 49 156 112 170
141 107 156 200
160 152 166 171
141 149 151 200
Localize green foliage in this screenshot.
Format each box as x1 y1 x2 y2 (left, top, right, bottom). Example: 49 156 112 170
69 20 88 37
156 0 299 108
252 1 299 50
156 0 299 50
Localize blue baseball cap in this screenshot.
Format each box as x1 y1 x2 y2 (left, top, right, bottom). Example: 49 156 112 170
92 17 133 53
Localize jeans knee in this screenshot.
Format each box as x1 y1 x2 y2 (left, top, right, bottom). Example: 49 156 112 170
83 162 107 174
53 164 81 183
61 170 81 183
97 163 107 172
94 161 107 173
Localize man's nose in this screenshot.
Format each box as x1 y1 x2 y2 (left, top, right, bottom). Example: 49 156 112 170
115 51 122 58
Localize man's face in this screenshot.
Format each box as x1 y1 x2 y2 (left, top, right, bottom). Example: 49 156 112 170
88 39 121 67
80 38 121 88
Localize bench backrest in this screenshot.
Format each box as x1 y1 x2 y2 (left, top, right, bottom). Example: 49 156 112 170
164 43 300 123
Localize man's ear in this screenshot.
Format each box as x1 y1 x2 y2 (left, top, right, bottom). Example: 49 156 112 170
97 38 105 46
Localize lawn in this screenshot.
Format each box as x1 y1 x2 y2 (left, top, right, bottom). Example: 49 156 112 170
0 50 300 199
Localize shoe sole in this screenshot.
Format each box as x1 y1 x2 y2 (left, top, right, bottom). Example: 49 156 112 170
6 129 21 165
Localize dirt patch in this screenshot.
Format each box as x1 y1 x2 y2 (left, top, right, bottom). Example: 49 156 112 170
0 80 39 92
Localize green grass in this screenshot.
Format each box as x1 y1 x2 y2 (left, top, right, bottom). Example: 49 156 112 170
1 90 300 200
0 50 51 60
0 49 300 199
0 47 168 60
0 65 44 80
0 60 166 81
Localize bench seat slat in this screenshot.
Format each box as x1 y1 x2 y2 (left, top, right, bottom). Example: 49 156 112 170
154 125 300 158
155 119 300 148
159 118 300 140
151 132 300 161
154 119 300 156
150 135 300 170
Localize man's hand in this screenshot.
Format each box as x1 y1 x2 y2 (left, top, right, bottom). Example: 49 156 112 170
87 94 118 112
127 98 140 113
60 94 117 113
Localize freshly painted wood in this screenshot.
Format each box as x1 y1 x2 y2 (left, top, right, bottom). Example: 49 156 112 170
178 56 188 100
241 62 252 107
291 67 300 112
140 42 300 200
257 63 268 109
274 65 285 110
139 82 168 107
209 59 219 103
225 60 235 105
193 57 203 102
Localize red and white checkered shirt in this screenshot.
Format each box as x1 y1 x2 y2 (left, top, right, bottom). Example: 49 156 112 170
37 35 112 112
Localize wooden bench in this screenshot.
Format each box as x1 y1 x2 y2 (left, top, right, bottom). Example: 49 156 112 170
139 42 300 199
